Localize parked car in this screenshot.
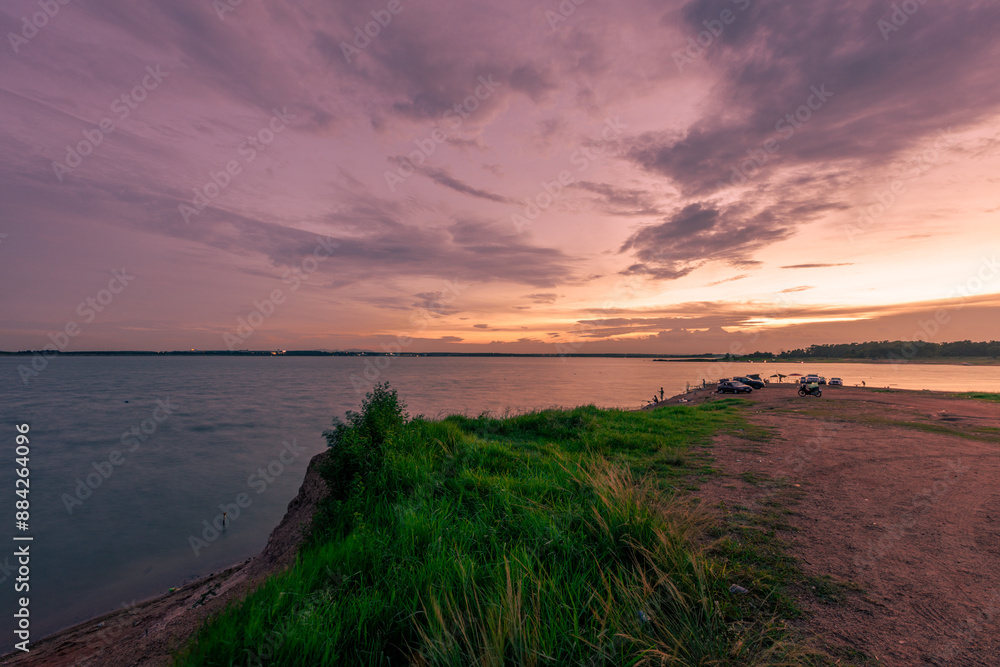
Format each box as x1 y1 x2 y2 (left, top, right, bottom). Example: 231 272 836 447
817 376 827 385
799 375 821 384
829 377 843 386
734 376 765 389
717 380 753 394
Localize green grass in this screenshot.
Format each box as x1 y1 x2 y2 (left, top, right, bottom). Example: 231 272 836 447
856 416 998 442
710 484 859 623
954 391 1000 403
174 386 816 666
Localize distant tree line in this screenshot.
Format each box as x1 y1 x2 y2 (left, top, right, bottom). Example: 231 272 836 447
740 340 1000 360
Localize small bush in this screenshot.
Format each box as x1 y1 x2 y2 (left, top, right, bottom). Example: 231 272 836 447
322 382 409 501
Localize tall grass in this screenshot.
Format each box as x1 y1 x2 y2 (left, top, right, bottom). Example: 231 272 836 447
174 385 807 666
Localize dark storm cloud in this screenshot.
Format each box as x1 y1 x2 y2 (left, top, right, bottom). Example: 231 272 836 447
71 2 341 132
619 190 849 280
261 209 573 288
412 292 460 315
623 0 1000 196
509 63 557 102
572 181 664 216
0 168 574 289
619 202 787 279
309 5 564 125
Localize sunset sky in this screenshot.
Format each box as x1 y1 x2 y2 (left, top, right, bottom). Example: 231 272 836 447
2 0 998 353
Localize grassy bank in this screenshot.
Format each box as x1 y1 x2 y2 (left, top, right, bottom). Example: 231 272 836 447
174 385 812 666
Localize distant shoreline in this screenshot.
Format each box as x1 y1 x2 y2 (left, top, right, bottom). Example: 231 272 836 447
1 350 997 365
0 350 710 358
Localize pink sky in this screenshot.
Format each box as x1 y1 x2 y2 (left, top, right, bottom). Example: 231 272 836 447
1 0 998 354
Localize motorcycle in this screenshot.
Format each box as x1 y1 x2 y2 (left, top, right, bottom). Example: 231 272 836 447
798 384 822 397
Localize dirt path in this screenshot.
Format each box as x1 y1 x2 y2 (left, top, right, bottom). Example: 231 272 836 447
678 385 1000 666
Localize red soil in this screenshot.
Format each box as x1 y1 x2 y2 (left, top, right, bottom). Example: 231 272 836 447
678 385 1000 666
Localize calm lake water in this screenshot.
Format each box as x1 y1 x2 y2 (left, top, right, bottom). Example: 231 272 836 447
0 355 997 647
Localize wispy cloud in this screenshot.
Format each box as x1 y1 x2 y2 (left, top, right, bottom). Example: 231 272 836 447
411 165 514 203
706 274 750 286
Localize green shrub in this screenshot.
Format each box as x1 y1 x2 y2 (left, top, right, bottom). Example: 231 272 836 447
322 382 409 501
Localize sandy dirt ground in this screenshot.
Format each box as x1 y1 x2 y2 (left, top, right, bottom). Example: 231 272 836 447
0 451 330 667
668 384 1000 666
